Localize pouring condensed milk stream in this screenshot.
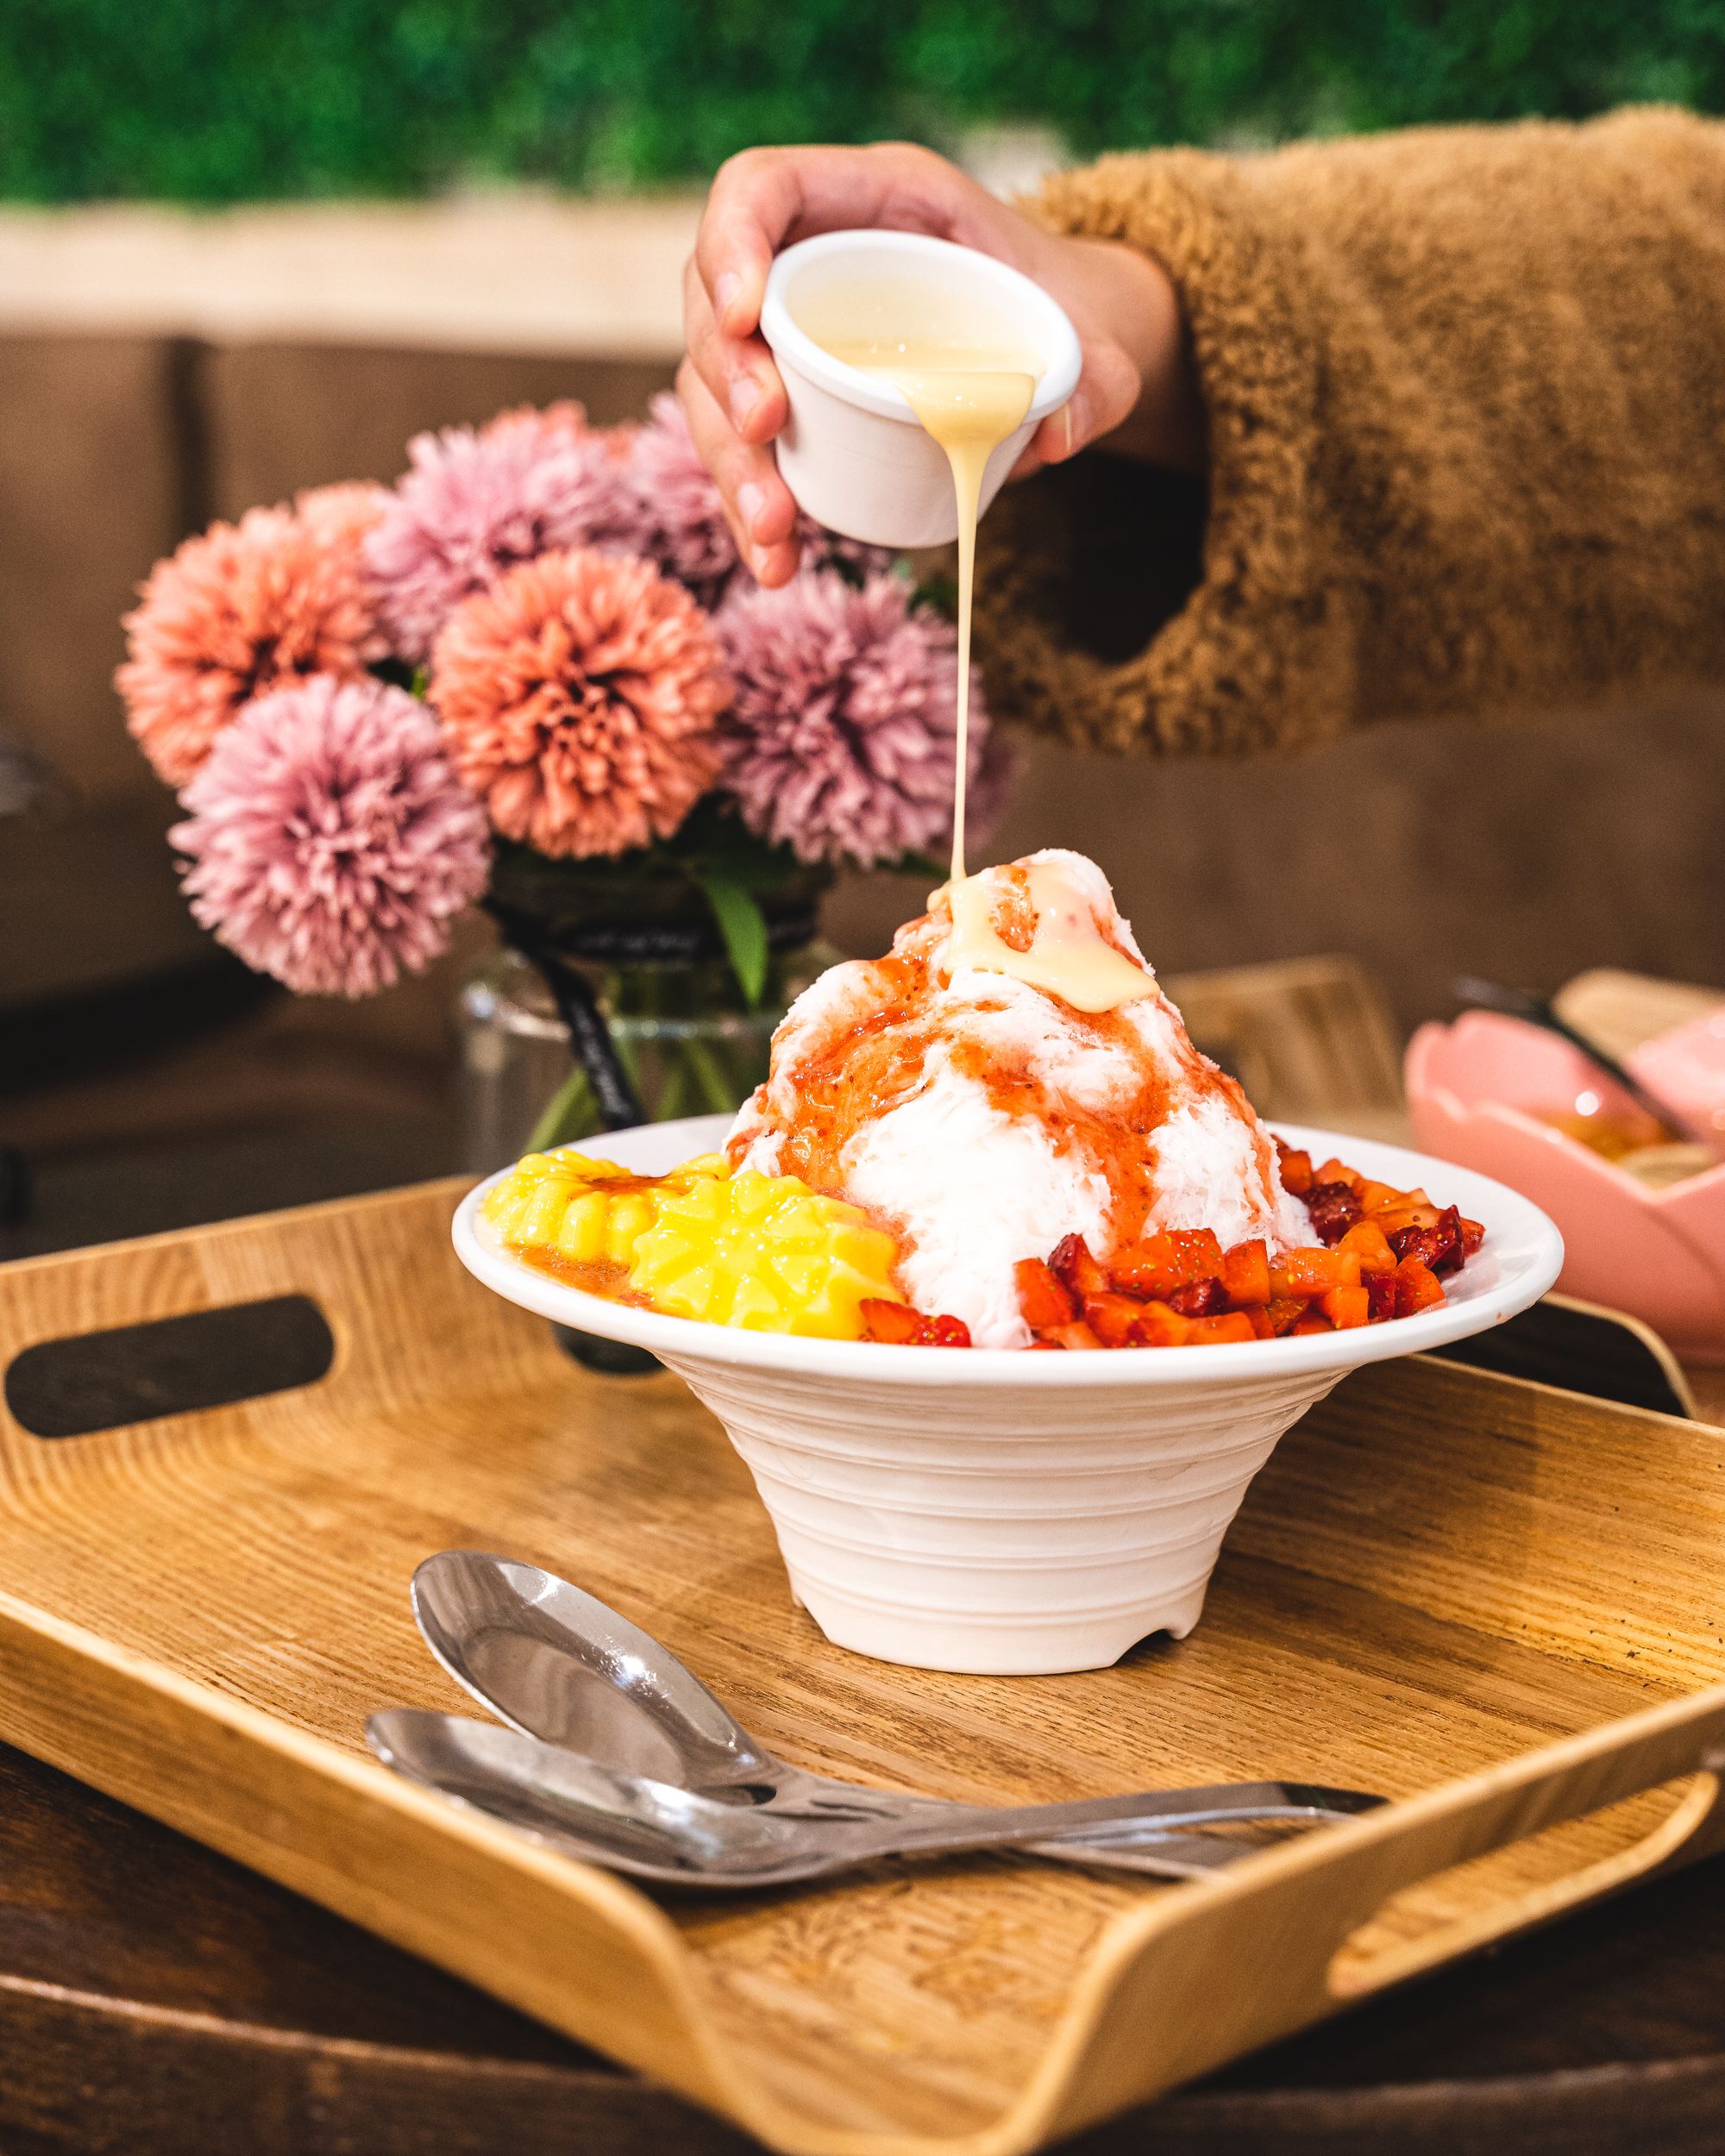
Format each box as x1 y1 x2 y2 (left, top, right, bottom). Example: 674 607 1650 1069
806 299 1151 1018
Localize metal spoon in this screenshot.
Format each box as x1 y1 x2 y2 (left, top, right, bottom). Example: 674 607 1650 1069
1453 975 1707 1145
368 1708 1371 1889
397 1550 1382 1880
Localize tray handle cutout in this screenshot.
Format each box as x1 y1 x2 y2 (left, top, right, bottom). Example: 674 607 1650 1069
1327 1736 1725 2003
4 1295 335 1439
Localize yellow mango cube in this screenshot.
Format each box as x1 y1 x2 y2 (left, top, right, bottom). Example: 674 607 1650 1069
626 1169 904 1339
482 1146 731 1275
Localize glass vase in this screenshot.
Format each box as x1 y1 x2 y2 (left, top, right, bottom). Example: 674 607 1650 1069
457 942 825 1175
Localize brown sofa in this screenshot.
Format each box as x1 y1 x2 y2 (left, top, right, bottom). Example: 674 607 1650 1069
3 328 1722 1149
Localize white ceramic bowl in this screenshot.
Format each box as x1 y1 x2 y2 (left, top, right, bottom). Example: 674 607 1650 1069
759 230 1082 548
455 1118 1563 1677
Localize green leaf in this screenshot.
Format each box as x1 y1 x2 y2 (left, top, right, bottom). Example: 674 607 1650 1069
528 1065 596 1152
696 874 769 1008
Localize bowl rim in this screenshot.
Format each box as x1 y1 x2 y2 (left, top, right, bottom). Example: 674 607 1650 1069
452 1117 1565 1388
760 229 1082 429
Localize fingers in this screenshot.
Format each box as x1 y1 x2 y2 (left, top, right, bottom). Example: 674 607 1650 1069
676 360 801 587
692 141 988 335
694 148 818 337
685 141 984 448
682 254 786 446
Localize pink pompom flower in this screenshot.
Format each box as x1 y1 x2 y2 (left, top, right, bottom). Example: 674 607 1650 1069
430 546 729 860
171 674 490 998
716 569 1005 868
118 505 386 788
364 403 630 663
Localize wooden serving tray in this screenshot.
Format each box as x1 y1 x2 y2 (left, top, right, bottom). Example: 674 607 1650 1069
3 1181 1725 2156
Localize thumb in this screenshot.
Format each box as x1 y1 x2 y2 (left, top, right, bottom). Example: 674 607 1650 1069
1028 335 1143 466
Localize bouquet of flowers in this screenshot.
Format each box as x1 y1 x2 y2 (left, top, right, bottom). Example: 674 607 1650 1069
116 396 1008 1139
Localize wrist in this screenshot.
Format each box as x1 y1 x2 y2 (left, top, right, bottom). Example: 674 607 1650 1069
1070 235 1206 473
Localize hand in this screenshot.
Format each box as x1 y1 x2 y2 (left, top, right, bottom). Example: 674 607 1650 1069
679 141 1204 586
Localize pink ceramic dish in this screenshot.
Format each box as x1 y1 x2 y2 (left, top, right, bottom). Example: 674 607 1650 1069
1631 1006 1725 1144
1407 1011 1725 1363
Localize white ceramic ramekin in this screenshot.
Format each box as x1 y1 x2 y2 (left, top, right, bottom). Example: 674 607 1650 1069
758 230 1082 548
455 1117 1563 1677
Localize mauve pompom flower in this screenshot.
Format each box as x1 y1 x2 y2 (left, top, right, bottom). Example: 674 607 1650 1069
430 546 729 860
171 674 489 999
364 403 630 663
117 505 386 788
716 569 1005 868
612 392 893 606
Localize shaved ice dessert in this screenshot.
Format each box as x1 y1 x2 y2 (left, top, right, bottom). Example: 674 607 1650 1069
725 849 1306 1347
469 849 1503 1670
481 849 1481 1348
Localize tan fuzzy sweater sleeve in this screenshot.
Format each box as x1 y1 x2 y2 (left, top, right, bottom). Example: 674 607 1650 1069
975 108 1725 755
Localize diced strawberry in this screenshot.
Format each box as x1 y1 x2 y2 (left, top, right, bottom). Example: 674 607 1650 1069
1304 1181 1365 1245
1015 1257 1076 1331
1314 1158 1363 1192
1380 1225 1423 1268
1364 1271 1398 1323
1113 1228 1223 1299
1167 1275 1228 1319
1459 1216 1485 1257
1168 1228 1226 1277
1221 1238 1271 1307
1371 1204 1442 1238
1393 1255 1446 1318
1276 1143 1315 1197
1112 1246 1182 1298
1133 1300 1191 1347
1289 1310 1335 1336
1433 1206 1467 1274
1337 1220 1397 1275
1045 1319 1104 1351
1390 1205 1465 1276
862 1300 971 1346
1084 1291 1149 1347
1264 1296 1310 1336
1270 1247 1352 1298
1049 1232 1110 1300
1322 1282 1371 1331
861 1299 922 1344
1185 1312 1258 1345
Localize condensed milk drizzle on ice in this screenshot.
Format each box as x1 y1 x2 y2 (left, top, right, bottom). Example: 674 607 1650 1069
944 860 1155 1015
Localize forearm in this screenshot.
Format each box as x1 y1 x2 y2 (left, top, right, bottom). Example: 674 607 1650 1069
979 109 1725 755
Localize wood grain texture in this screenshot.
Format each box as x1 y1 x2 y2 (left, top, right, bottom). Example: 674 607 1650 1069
12 1732 1725 2156
3 1181 1725 2155
1433 1292 1699 1418
1552 968 1722 1067
1164 955 1404 1129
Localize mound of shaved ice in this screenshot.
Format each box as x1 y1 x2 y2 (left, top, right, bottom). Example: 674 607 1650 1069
727 850 1308 1348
